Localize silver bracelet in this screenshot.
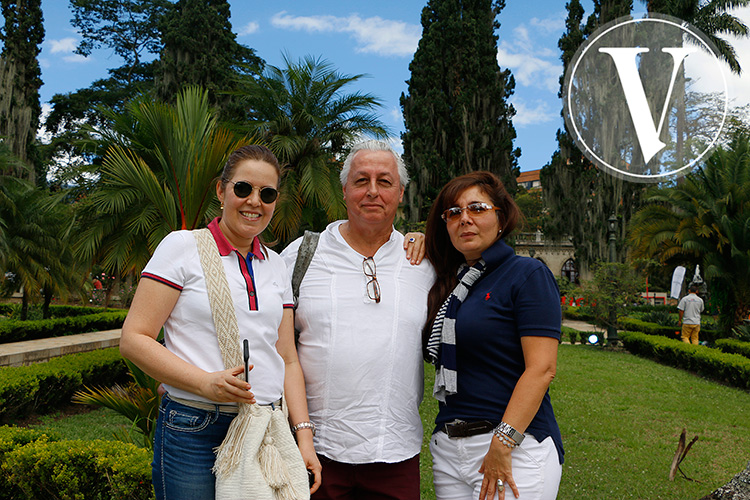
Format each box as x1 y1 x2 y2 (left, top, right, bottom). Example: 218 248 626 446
494 422 525 445
291 421 316 436
494 431 518 449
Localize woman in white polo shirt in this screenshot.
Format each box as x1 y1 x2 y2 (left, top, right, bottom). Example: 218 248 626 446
120 145 321 500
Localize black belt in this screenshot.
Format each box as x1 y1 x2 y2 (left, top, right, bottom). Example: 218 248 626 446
440 420 496 438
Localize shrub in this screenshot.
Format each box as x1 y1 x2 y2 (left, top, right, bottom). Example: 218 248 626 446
715 338 750 359
0 348 129 422
562 306 597 322
638 309 678 327
0 426 59 500
2 438 153 500
617 317 722 343
0 311 127 344
562 326 579 344
620 331 750 390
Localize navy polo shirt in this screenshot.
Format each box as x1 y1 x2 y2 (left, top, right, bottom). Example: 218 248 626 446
434 238 564 464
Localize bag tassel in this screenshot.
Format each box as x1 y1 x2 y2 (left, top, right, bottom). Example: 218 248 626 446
259 433 302 500
212 409 254 478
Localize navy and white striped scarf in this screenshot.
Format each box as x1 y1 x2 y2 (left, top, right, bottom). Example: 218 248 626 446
426 259 486 402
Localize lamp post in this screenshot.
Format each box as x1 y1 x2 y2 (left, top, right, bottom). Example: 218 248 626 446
607 213 620 345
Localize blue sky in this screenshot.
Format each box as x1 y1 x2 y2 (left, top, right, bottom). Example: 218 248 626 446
37 0 750 173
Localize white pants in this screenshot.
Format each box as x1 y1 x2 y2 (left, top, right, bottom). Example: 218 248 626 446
430 431 562 500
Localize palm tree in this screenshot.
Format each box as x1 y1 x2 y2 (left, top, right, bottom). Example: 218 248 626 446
74 86 250 278
235 54 389 243
0 178 75 319
644 0 749 74
628 132 750 329
643 0 750 168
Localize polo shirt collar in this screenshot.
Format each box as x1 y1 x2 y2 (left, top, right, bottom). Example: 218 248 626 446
481 237 514 271
207 217 266 260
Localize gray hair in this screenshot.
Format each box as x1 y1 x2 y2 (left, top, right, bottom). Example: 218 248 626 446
340 140 410 188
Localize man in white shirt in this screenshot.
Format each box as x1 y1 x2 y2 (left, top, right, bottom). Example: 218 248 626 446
282 141 434 500
677 284 705 345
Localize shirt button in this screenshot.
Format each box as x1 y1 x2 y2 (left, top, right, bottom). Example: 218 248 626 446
249 292 256 297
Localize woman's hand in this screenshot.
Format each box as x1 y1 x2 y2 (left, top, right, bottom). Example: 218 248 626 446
197 365 256 404
296 432 322 494
478 437 519 500
403 232 426 265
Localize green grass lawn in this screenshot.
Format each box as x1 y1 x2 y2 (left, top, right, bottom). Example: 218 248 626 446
31 345 750 500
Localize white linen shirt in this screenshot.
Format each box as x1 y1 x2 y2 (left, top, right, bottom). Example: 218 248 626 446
281 221 435 464
141 219 293 405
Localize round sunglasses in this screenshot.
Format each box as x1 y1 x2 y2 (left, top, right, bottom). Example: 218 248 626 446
441 202 501 222
228 181 278 204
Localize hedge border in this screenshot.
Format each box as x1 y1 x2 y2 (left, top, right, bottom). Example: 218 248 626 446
0 348 129 422
617 317 721 343
0 311 127 344
619 331 750 390
715 338 750 360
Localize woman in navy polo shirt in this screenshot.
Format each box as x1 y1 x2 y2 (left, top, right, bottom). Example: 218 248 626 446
423 171 563 500
120 145 321 499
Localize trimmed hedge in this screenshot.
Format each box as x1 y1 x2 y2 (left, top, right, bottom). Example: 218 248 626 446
562 306 597 322
0 348 129 422
0 426 59 500
617 317 721 343
619 331 750 390
0 311 127 344
0 427 152 500
715 338 750 360
0 304 121 320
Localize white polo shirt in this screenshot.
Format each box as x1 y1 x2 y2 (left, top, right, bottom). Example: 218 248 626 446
282 220 435 464
141 218 293 405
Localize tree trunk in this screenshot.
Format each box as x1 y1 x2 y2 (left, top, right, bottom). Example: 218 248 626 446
698 461 750 500
20 289 29 321
42 286 53 319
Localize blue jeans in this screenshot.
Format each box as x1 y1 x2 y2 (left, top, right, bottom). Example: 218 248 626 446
152 393 237 500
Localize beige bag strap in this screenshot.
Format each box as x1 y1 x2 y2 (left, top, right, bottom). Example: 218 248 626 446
194 228 244 372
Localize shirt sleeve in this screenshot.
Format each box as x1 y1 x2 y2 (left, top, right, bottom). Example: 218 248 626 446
514 265 562 339
280 237 302 275
141 231 191 291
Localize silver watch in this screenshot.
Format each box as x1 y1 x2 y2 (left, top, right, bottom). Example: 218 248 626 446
494 422 524 445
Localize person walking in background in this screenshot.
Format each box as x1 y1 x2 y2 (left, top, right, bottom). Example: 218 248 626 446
120 145 321 500
678 284 704 345
281 140 434 500
423 171 563 500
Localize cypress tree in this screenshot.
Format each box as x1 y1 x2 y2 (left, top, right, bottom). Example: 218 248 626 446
155 0 262 119
0 0 43 182
540 0 642 270
400 0 520 224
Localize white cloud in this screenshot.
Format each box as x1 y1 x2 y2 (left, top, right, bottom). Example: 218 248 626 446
63 54 88 63
529 15 565 35
270 11 420 57
511 99 558 127
46 37 89 64
49 38 77 54
680 6 750 108
389 106 402 124
239 21 260 36
725 6 750 107
497 12 565 94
